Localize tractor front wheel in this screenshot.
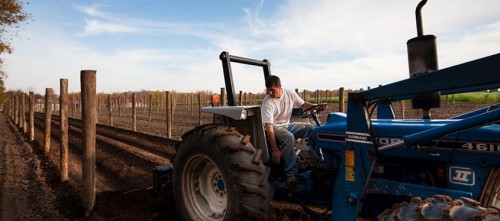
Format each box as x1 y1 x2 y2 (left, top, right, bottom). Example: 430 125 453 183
378 195 499 221
173 125 272 221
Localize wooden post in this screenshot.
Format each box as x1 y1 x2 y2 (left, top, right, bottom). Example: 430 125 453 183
71 97 75 118
44 88 53 155
220 88 226 106
108 94 113 126
60 79 69 182
316 90 320 104
117 95 121 117
401 100 406 119
239 91 243 106
98 96 102 115
190 94 194 117
338 87 345 113
29 92 35 141
170 93 175 130
156 95 160 113
21 93 26 133
14 94 18 125
198 92 202 125
11 99 14 119
132 93 137 132
149 94 152 121
81 70 96 216
166 91 172 139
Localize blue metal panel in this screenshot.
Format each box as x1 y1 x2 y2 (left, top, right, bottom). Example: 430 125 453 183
403 108 500 147
377 101 395 119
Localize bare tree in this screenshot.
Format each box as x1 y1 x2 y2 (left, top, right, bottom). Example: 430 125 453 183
0 0 31 64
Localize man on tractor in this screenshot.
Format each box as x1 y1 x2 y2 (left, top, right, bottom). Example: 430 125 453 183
261 75 325 188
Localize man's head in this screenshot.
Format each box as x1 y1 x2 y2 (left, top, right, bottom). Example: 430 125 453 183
265 75 282 98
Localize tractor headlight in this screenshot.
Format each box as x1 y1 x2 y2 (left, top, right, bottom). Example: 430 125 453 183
240 109 248 120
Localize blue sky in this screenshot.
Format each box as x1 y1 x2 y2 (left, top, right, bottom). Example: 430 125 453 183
3 0 500 94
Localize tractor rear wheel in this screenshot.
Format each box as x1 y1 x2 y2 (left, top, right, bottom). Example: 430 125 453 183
377 195 500 221
173 124 272 221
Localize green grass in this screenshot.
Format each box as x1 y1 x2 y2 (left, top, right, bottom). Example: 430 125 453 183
253 91 500 105
446 91 500 103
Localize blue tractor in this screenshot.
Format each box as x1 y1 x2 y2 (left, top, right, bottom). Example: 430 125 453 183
170 1 500 220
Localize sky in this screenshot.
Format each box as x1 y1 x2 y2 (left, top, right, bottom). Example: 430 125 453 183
3 0 500 95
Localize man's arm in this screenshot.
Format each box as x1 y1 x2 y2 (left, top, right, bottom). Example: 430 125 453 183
301 102 326 111
265 123 282 165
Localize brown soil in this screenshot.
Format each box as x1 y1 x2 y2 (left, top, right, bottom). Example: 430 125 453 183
0 102 495 220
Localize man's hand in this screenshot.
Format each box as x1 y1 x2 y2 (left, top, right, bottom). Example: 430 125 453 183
265 123 282 165
271 149 282 165
316 103 327 112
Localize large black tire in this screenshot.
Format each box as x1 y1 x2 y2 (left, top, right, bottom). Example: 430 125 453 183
173 124 272 221
377 195 500 221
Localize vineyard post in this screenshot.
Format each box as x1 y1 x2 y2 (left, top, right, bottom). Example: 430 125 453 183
339 87 345 113
10 98 14 119
220 88 226 106
315 90 319 104
14 94 18 125
118 95 122 117
108 94 113 126
171 93 176 133
20 93 26 132
24 93 27 132
98 96 102 115
29 92 35 141
53 94 58 116
198 92 202 125
166 91 172 139
156 95 160 113
6 99 9 119
81 70 97 216
60 79 69 182
44 88 53 155
191 94 194 117
17 93 21 129
132 93 137 132
71 97 75 118
239 91 243 106
401 100 406 119
17 93 21 131
149 94 152 121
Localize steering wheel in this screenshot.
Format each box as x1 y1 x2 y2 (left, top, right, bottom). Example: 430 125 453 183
297 103 327 119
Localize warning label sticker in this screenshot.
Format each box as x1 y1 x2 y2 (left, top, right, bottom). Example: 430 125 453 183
345 150 355 181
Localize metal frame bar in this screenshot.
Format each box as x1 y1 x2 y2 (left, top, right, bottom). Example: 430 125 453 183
219 51 271 106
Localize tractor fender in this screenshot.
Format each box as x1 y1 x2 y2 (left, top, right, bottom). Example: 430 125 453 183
201 105 260 120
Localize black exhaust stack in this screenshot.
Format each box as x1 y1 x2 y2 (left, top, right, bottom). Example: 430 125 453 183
407 0 441 119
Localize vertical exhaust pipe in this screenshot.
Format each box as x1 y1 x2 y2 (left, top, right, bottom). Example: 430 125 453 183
407 0 441 119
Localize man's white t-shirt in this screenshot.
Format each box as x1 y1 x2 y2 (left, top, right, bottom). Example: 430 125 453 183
261 88 304 126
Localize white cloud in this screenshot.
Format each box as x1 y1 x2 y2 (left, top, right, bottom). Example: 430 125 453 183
4 0 500 96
